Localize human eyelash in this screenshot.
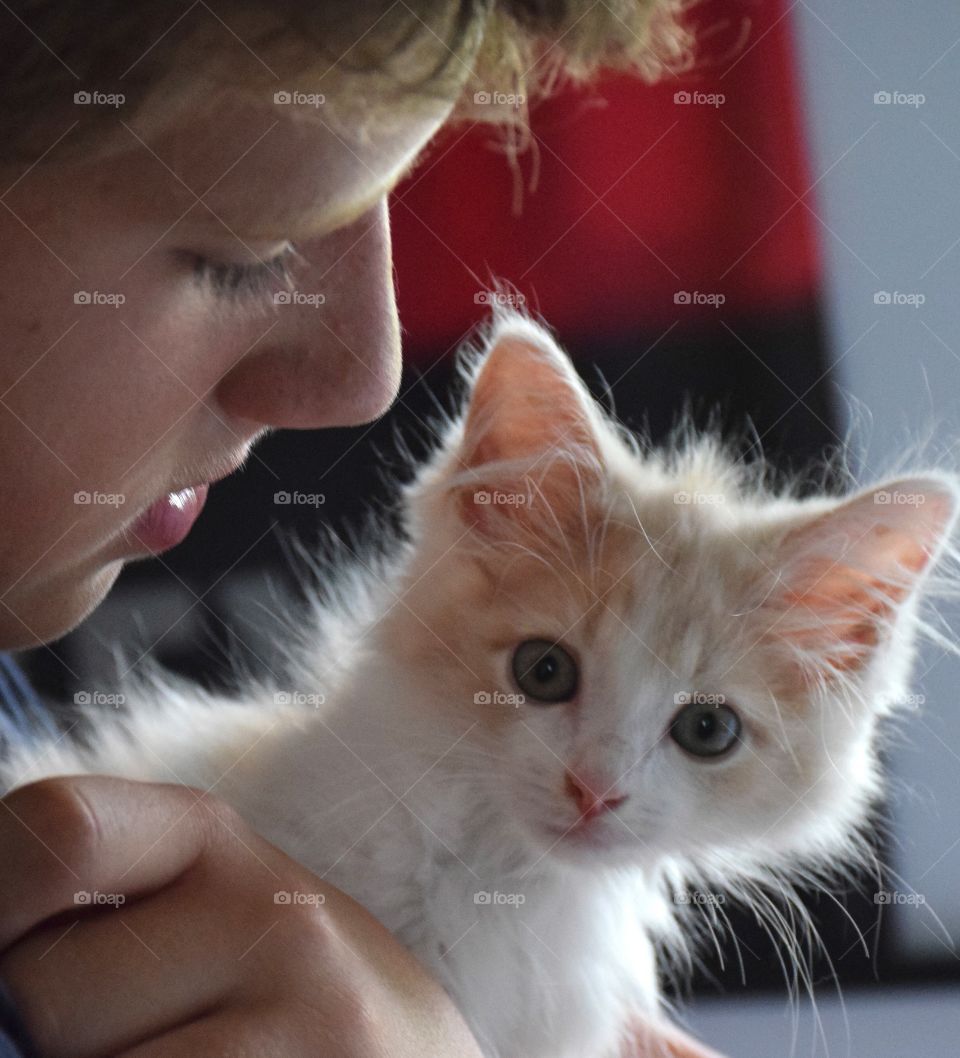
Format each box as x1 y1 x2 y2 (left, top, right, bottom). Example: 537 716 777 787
188 244 301 300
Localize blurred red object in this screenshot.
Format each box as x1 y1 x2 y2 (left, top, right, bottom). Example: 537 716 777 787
391 0 820 355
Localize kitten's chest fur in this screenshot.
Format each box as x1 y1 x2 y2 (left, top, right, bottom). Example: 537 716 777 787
220 718 659 1058
396 855 656 1058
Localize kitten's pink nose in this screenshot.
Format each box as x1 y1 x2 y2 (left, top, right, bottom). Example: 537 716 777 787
564 771 628 820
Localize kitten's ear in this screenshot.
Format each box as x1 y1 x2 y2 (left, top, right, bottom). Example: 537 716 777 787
452 321 604 533
764 477 959 679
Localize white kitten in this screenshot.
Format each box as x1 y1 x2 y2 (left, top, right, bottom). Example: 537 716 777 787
5 312 957 1058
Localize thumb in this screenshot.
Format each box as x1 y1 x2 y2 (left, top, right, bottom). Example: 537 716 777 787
628 1017 729 1058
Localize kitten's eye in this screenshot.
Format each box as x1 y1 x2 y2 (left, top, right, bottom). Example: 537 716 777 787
670 700 741 758
512 640 578 703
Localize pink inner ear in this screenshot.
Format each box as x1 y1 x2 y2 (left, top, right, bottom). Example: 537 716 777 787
457 333 602 534
767 482 956 678
462 335 599 469
781 553 913 673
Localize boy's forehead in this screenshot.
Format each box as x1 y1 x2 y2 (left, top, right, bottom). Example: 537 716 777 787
105 94 454 242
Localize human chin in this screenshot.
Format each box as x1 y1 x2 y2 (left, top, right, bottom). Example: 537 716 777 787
0 558 124 649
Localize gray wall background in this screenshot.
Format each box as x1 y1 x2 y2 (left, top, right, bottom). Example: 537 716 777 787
687 5 960 1054
790 0 960 963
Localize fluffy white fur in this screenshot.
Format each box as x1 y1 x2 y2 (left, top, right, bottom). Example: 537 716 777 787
4 310 958 1058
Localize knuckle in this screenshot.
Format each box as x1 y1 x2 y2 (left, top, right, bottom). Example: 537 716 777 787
284 897 335 950
327 988 380 1050
265 893 340 975
4 775 104 875
194 789 246 841
258 991 380 1058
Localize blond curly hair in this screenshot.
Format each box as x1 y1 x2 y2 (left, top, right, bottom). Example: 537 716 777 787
0 0 692 161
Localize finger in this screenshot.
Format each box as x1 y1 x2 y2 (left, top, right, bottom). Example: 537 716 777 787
114 1002 337 1058
0 775 234 951
629 1017 729 1058
0 868 244 1058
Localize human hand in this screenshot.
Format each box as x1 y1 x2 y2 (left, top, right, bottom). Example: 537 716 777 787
0 775 483 1057
626 1015 729 1058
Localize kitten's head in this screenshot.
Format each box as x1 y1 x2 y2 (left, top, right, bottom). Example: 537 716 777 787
389 312 959 878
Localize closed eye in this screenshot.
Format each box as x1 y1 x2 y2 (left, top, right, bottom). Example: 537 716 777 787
185 243 302 301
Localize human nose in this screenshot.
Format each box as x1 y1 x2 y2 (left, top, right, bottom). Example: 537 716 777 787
213 200 401 430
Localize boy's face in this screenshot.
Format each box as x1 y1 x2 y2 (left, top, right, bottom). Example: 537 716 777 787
0 93 454 648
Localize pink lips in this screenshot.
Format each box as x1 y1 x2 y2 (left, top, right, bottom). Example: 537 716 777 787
126 484 209 555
